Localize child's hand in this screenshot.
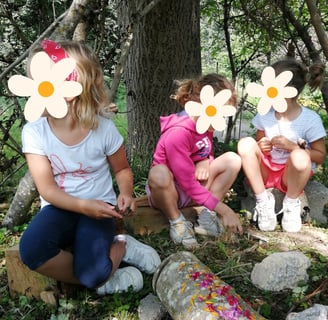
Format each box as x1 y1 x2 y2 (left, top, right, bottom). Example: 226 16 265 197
80 199 124 219
271 135 296 151
214 202 243 235
116 194 137 216
257 137 272 153
195 159 210 181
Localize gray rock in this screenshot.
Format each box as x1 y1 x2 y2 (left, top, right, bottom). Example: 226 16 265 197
304 181 328 225
251 251 310 291
138 293 168 320
286 303 328 320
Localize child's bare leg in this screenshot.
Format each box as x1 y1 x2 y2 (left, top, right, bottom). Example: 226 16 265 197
206 151 241 199
237 137 266 194
35 250 80 284
35 242 126 286
148 164 180 220
108 241 126 276
282 149 311 198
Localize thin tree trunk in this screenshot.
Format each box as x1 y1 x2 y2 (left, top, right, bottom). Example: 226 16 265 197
2 171 39 229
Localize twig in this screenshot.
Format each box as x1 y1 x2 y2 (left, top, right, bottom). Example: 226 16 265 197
0 11 67 82
287 278 328 314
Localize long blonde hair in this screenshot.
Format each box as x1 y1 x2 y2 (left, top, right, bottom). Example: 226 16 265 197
29 40 110 129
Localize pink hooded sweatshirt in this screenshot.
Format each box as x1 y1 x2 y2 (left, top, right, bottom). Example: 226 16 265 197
151 112 219 210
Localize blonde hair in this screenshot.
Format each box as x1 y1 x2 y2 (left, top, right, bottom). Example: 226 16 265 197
172 73 237 107
29 40 110 129
271 59 325 94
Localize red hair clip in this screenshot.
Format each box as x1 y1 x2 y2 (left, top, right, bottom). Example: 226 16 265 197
41 39 78 81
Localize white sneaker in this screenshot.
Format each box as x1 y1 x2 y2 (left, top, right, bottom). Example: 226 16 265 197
170 219 198 249
253 192 277 231
96 266 143 295
123 235 161 274
194 208 222 237
281 199 302 232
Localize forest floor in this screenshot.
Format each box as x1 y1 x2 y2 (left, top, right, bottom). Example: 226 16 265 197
0 119 327 319
1 194 328 320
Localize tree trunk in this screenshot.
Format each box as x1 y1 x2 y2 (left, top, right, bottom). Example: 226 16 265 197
2 170 39 229
120 0 201 164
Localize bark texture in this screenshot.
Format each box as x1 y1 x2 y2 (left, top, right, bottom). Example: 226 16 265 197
2 171 38 229
120 0 201 162
153 251 266 320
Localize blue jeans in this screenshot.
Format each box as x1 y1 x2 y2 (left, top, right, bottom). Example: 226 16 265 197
19 205 115 288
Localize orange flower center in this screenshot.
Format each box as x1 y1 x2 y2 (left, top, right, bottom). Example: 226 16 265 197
206 105 217 117
267 86 278 98
38 81 54 97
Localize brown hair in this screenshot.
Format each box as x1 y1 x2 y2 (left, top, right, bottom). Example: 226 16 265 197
172 73 237 107
29 40 110 129
271 59 325 94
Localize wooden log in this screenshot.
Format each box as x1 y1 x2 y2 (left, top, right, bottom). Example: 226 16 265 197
153 251 267 319
123 196 201 235
5 245 57 300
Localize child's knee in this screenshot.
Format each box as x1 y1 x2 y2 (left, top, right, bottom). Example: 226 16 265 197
75 267 112 289
237 137 256 155
148 164 172 188
226 151 242 170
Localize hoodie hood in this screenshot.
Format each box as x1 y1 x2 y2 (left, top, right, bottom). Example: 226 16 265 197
160 112 196 134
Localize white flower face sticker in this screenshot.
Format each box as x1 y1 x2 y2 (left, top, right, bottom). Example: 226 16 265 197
8 51 83 122
246 66 298 115
185 85 236 134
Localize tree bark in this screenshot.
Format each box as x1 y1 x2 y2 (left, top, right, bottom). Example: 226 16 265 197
2 170 39 229
305 0 328 61
153 251 266 319
120 0 201 163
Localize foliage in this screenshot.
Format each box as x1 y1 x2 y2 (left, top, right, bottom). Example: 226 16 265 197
0 1 328 318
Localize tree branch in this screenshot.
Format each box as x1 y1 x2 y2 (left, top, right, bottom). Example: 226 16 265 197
0 11 67 82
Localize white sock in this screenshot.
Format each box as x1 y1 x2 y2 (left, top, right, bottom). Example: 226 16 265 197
284 196 298 203
255 190 269 203
169 212 184 225
114 234 127 242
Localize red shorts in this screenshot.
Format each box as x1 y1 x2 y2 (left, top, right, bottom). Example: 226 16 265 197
261 153 287 193
261 153 313 193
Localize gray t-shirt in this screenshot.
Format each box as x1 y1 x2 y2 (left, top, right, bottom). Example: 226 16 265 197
252 106 326 166
22 115 123 208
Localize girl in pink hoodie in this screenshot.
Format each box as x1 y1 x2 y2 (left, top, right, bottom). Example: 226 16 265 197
146 74 243 249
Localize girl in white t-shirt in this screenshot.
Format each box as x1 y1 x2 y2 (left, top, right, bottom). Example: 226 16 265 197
17 40 160 295
238 59 326 233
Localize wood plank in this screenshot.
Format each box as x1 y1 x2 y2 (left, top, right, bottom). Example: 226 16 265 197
5 245 57 299
123 204 201 235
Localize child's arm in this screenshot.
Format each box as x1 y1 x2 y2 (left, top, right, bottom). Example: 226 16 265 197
255 130 273 154
214 201 243 235
194 159 210 181
25 153 123 219
308 138 326 165
107 145 136 214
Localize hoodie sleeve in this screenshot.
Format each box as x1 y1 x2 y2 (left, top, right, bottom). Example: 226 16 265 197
164 127 219 210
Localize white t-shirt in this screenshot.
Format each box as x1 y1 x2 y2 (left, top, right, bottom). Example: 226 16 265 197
22 116 124 208
252 106 326 166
